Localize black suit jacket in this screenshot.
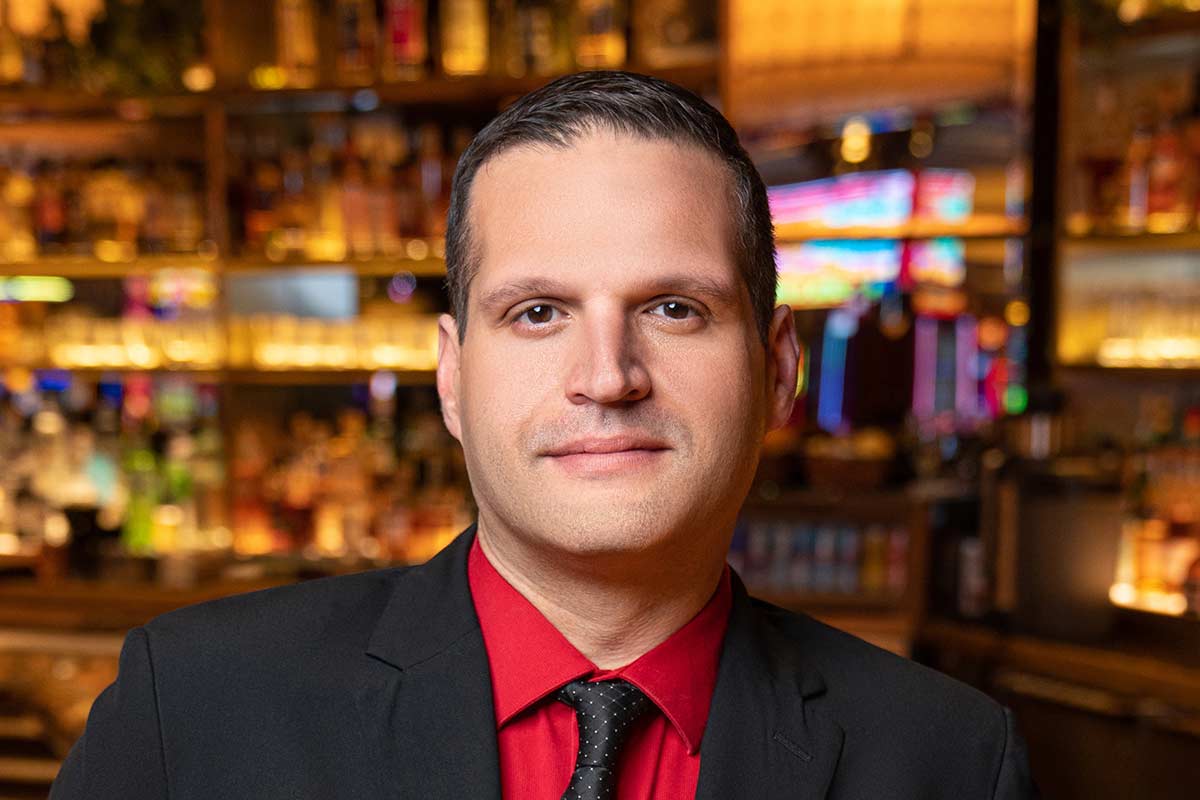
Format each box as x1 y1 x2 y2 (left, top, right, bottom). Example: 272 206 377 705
51 526 1038 798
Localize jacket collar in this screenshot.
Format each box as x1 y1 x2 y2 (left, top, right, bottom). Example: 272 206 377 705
694 567 845 799
360 525 843 799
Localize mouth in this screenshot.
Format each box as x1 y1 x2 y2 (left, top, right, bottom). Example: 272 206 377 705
540 435 671 477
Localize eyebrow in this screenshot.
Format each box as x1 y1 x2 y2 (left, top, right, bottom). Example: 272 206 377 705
474 273 742 317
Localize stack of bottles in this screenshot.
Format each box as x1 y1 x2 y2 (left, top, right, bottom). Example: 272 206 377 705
0 156 208 264
0 371 474 587
1071 69 1200 235
228 385 471 565
0 374 228 584
264 0 715 87
1111 395 1200 617
228 115 466 260
728 519 910 598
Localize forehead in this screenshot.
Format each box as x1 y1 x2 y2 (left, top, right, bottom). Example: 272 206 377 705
467 130 736 293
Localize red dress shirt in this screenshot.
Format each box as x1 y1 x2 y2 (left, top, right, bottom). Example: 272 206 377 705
467 536 733 799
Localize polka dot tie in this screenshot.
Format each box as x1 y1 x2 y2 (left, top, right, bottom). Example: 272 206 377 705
555 678 653 800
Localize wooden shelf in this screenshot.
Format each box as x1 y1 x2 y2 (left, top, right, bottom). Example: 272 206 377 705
0 254 219 279
1062 230 1200 256
224 252 445 277
214 60 718 111
741 480 975 518
0 89 207 118
0 367 436 385
0 60 718 120
223 368 435 386
1057 362 1200 378
919 617 1200 712
776 216 1026 243
0 252 443 279
753 589 904 612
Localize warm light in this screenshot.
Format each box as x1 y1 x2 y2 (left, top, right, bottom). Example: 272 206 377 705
909 123 935 159
405 239 430 261
1 276 73 303
43 512 70 547
978 317 1009 351
1118 0 1148 23
840 117 872 164
1109 582 1137 606
182 62 216 92
94 239 135 263
250 64 288 90
1004 299 1030 327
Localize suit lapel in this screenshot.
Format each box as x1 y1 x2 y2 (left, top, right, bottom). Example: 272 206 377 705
356 526 502 800
695 571 844 800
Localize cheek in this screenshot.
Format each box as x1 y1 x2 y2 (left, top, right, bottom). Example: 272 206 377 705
650 339 761 441
459 339 557 443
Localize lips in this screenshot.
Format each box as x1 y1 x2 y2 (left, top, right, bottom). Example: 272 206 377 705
541 435 670 457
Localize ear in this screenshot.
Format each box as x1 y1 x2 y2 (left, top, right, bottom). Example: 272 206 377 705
436 313 464 442
765 304 800 431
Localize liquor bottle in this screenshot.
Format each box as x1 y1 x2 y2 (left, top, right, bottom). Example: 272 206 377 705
245 158 283 257
307 143 348 261
520 0 572 75
276 0 319 88
633 0 717 68
1184 73 1200 229
121 431 158 556
341 155 374 258
335 0 379 85
33 160 66 253
491 0 525 77
381 0 428 81
277 147 313 257
1146 82 1189 234
1116 108 1152 233
416 123 447 236
440 0 489 76
0 10 22 85
573 0 626 69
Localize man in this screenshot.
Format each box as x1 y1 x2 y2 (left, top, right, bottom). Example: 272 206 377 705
51 71 1037 799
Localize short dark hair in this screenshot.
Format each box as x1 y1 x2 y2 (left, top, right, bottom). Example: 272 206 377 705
444 69 777 343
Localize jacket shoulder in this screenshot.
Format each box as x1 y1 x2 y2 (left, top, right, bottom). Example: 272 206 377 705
143 565 412 657
752 597 1006 734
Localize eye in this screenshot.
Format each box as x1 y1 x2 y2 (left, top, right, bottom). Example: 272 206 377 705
651 300 698 320
516 303 560 326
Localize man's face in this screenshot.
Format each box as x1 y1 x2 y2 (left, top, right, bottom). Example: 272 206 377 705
437 130 797 562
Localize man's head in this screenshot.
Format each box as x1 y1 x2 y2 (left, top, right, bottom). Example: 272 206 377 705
436 70 798 572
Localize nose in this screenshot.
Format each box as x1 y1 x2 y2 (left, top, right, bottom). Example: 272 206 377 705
564 304 651 405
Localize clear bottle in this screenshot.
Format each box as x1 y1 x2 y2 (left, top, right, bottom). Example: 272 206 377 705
573 0 626 69
335 0 379 85
440 0 489 76
276 0 319 88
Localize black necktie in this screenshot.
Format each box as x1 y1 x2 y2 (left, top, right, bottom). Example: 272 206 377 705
555 678 653 800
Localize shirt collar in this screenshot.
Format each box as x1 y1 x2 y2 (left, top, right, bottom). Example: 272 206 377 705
467 534 732 755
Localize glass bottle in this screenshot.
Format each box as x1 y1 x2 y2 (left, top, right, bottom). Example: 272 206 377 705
335 0 379 85
440 0 489 76
276 0 319 88
574 0 626 69
381 0 428 81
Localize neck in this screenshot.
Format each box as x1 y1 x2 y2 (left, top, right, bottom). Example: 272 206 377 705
475 519 727 669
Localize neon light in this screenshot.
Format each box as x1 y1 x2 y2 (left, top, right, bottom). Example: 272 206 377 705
817 313 852 433
1004 384 1028 415
0 276 74 303
913 315 937 420
955 315 979 423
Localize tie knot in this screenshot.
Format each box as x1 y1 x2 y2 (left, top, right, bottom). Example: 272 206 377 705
555 678 652 724
555 678 653 791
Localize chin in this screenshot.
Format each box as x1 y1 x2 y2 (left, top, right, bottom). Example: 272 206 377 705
530 496 696 554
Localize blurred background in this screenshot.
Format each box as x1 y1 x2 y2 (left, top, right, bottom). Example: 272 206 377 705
0 0 1193 797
